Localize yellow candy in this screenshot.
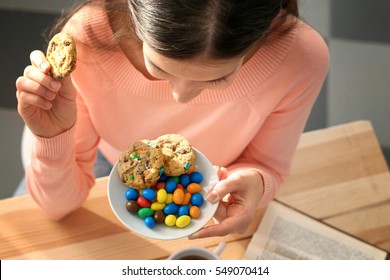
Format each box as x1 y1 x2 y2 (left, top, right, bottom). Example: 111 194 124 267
150 202 166 211
166 193 173 204
157 189 168 203
176 215 191 228
165 214 177 227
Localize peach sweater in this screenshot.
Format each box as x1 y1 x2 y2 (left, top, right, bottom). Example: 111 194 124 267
26 5 329 220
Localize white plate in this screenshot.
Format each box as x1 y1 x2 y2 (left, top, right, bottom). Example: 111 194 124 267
107 148 219 240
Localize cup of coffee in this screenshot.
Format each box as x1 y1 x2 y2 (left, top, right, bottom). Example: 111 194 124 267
168 241 226 260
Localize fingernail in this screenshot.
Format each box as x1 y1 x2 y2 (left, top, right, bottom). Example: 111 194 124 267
206 190 219 203
47 91 56 100
40 62 49 71
50 80 61 91
188 233 198 240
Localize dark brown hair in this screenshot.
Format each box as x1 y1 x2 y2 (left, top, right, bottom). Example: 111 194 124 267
129 0 298 59
49 0 298 59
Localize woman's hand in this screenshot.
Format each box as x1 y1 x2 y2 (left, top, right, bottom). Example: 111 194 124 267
189 168 263 239
16 50 77 138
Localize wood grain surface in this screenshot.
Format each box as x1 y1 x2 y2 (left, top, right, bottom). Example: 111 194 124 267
1 121 389 259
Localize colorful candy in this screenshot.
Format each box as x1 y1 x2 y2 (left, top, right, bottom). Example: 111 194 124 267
126 188 138 201
156 189 167 203
178 205 189 216
187 183 202 194
165 214 177 227
124 169 206 229
154 210 165 223
165 180 177 193
179 174 191 187
138 207 154 219
190 193 204 207
144 216 155 228
142 188 156 201
176 215 191 228
189 206 201 218
137 196 151 208
164 203 179 215
126 200 139 214
190 171 203 183
172 188 185 204
150 202 166 211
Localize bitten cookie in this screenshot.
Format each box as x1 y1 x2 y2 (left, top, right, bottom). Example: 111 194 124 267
155 134 195 176
117 139 164 189
46 32 77 80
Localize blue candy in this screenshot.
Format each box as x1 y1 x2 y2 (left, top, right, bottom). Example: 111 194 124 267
165 179 177 193
144 216 156 229
178 205 190 216
179 174 191 188
125 188 139 201
142 188 157 201
190 171 203 183
164 203 179 215
191 193 204 207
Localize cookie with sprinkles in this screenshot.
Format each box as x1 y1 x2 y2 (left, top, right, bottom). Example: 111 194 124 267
46 32 77 80
117 139 164 189
155 134 196 176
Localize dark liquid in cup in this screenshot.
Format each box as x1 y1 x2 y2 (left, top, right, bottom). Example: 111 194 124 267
178 255 208 260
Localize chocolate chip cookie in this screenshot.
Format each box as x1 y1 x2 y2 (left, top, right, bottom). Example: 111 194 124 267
155 134 196 176
117 139 164 189
46 32 77 80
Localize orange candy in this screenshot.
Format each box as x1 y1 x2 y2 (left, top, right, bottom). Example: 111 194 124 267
185 164 195 174
172 188 185 204
189 206 201 218
187 183 202 194
182 192 192 205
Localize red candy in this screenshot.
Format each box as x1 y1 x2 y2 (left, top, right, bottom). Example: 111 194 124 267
137 196 151 208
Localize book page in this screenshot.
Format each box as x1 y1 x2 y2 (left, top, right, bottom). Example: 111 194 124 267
245 201 387 260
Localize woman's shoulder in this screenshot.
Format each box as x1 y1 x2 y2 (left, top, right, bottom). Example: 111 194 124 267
242 18 329 89
288 20 330 75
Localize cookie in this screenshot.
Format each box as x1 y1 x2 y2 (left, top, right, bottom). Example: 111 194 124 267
117 139 164 189
155 134 195 176
46 32 77 80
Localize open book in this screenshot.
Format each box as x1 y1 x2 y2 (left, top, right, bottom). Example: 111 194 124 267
244 201 388 260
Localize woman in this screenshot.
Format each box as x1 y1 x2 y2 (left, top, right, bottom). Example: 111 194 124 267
15 0 329 239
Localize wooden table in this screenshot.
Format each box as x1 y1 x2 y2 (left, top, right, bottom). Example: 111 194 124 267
1 121 389 259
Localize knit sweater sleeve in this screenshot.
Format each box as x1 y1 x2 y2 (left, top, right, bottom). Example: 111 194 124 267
25 9 101 221
227 24 330 208
26 90 100 220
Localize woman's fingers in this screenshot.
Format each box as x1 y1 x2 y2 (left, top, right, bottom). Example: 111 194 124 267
214 166 228 180
189 205 251 239
22 65 61 92
206 173 243 203
30 50 51 74
16 62 62 111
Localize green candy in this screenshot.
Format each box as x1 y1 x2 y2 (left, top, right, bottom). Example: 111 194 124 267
138 208 154 219
130 153 137 160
